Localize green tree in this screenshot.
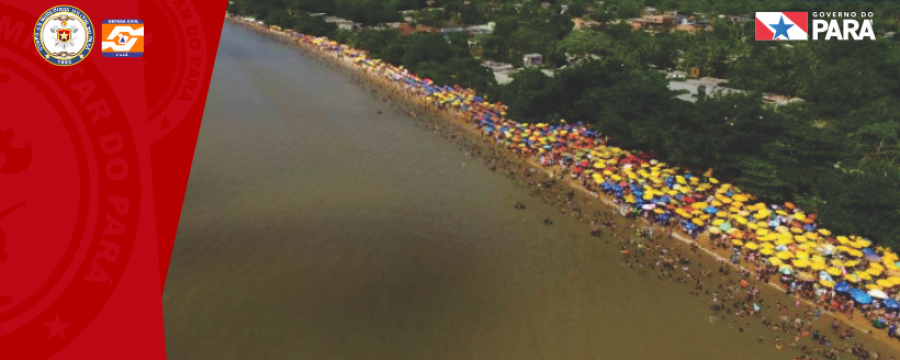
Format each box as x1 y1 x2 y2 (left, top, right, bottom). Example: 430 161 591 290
402 33 454 69
560 29 611 58
480 34 509 62
447 31 471 58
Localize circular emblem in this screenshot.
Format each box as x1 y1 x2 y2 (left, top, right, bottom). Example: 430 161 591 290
33 5 94 66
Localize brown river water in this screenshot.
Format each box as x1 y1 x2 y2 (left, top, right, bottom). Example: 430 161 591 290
162 22 892 359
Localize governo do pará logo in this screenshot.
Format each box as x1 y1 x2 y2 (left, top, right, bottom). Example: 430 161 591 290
34 5 94 66
755 11 876 41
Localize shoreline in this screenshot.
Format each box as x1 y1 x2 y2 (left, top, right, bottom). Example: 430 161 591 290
224 17 900 357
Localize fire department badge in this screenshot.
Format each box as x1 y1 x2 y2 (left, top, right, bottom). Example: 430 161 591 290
34 5 94 66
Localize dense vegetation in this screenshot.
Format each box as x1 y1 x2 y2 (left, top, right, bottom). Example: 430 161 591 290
228 0 900 248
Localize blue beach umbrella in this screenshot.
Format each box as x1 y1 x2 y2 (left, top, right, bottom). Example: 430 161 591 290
884 299 900 310
834 282 852 293
705 206 718 214
852 292 873 305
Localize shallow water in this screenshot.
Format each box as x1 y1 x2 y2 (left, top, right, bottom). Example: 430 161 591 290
163 23 792 360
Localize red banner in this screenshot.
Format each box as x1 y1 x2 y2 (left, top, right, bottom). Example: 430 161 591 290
0 0 225 357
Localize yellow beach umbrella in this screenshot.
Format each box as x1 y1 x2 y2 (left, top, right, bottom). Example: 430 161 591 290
877 279 894 288
733 239 744 247
826 267 842 276
777 251 793 260
820 280 835 288
769 257 783 267
865 284 882 291
856 271 872 281
867 267 884 277
775 238 793 246
760 248 775 256
810 262 827 271
818 229 832 236
733 194 748 202
888 276 900 285
793 259 810 268
790 227 803 234
745 242 760 250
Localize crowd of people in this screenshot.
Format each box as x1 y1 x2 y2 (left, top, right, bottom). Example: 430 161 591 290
231 17 900 353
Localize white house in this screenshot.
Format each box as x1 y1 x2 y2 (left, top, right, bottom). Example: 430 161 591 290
523 53 542 67
324 16 357 31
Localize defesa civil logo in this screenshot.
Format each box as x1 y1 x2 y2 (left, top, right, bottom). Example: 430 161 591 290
34 5 94 66
101 19 144 57
756 12 876 41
